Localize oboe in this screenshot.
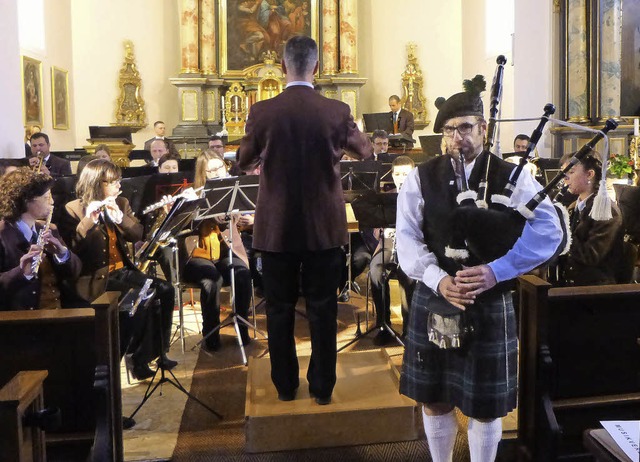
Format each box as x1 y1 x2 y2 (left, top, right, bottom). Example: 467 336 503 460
31 206 54 278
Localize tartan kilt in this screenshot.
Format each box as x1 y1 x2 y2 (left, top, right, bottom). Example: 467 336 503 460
399 282 517 419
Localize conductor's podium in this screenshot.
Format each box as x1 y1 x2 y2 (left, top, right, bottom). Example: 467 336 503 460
245 350 418 453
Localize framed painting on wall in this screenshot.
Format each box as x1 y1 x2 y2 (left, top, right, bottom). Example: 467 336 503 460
51 66 69 129
21 56 44 126
219 0 318 77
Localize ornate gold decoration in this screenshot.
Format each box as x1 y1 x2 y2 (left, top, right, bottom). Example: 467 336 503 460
401 43 429 126
553 0 561 13
630 136 640 171
114 41 146 129
224 82 248 139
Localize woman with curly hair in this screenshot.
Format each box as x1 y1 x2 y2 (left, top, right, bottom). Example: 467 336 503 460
59 158 177 380
0 168 81 310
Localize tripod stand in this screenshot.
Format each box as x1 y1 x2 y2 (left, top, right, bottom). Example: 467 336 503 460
130 193 223 421
193 176 268 365
127 298 223 421
338 191 404 352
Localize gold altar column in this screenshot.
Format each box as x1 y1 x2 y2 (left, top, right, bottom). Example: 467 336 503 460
200 0 216 75
180 0 200 74
338 0 357 74
566 0 589 122
599 0 622 119
322 0 338 75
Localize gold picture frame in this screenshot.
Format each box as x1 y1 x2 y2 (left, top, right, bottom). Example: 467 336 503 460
21 56 44 127
51 66 70 130
219 0 319 77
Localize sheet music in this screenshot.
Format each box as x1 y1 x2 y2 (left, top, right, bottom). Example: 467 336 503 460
601 421 640 462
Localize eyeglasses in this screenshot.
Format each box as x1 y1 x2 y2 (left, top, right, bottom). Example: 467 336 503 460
442 122 480 137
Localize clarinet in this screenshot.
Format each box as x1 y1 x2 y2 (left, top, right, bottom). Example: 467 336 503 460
31 206 54 278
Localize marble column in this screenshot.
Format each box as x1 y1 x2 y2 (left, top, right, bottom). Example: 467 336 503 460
200 0 216 75
566 0 589 121
180 0 200 74
599 0 622 118
338 0 357 74
322 0 338 75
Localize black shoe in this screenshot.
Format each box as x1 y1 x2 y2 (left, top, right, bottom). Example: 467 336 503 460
278 389 297 401
315 395 332 405
338 286 350 302
122 416 136 430
158 355 178 370
372 329 394 346
131 363 155 381
309 390 331 405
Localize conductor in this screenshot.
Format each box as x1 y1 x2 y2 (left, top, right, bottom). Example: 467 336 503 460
238 36 371 405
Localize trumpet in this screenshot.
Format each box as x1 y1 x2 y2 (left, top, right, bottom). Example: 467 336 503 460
31 206 54 278
142 186 203 215
31 151 44 172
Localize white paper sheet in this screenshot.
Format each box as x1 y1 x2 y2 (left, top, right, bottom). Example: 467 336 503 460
601 420 640 462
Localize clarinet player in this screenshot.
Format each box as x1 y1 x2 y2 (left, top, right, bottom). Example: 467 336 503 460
0 168 81 310
396 78 561 461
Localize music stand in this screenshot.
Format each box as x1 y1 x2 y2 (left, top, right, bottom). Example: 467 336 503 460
338 191 404 351
363 112 394 133
194 175 267 366
339 162 380 297
129 195 223 421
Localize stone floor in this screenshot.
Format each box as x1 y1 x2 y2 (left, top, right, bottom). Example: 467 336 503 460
119 281 518 461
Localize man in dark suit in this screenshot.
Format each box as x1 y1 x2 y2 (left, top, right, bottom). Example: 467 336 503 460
0 169 81 310
29 132 72 176
388 95 415 149
143 121 178 156
238 36 371 405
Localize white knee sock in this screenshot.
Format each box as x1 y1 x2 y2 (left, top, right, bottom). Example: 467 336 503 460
422 408 457 462
468 417 502 462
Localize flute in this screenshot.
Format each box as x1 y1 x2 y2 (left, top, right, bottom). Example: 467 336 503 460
142 186 203 215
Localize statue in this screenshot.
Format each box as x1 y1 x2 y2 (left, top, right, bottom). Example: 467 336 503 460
401 43 429 126
114 40 147 129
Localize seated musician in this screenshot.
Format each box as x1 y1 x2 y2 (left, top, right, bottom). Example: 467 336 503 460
369 155 416 345
158 152 180 174
59 158 177 380
181 149 253 351
0 168 81 310
558 150 624 286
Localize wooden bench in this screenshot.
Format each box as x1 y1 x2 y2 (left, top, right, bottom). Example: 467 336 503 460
517 276 640 461
0 292 122 461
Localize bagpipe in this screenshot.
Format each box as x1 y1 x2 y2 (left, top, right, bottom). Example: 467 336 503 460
444 56 619 269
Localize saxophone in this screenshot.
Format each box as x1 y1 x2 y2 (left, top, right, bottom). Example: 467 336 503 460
31 206 54 278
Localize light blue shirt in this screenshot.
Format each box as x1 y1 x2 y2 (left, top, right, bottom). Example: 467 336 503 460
16 219 70 264
285 81 314 89
396 158 562 293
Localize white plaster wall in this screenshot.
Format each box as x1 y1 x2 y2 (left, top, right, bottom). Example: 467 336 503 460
41 0 76 150
513 0 555 157
461 0 516 157
71 0 180 149
358 0 463 139
0 0 25 158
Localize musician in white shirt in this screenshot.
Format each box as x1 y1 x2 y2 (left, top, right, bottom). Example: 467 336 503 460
396 80 561 462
